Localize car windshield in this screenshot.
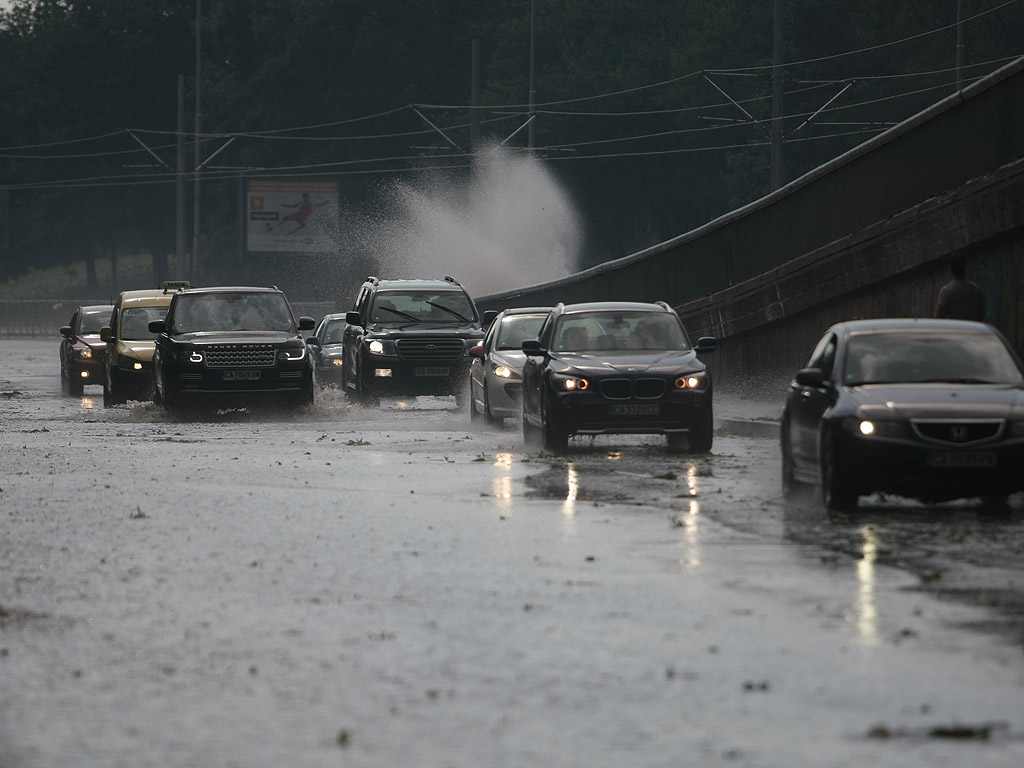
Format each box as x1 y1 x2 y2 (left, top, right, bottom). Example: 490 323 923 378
120 307 168 340
553 311 688 352
80 309 109 335
321 319 346 344
496 314 547 350
843 331 1024 386
171 293 294 333
370 291 474 324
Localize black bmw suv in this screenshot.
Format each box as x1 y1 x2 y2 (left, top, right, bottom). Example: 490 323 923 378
149 285 317 410
342 276 493 405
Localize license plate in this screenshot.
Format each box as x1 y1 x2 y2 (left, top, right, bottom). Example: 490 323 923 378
222 370 261 381
927 451 997 468
610 404 660 416
415 366 449 377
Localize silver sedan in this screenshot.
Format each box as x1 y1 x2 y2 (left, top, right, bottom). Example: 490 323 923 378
468 307 550 425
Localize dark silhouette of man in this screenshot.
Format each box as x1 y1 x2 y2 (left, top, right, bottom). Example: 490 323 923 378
935 253 985 321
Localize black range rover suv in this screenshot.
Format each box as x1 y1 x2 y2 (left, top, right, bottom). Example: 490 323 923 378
342 276 494 405
150 285 317 410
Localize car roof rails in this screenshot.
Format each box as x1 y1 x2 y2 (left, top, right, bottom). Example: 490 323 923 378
655 301 672 311
444 275 461 286
365 276 380 286
161 280 192 294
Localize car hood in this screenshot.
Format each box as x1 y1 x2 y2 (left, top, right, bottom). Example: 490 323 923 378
116 340 156 360
83 337 107 353
174 331 300 345
848 383 1024 420
491 349 527 366
367 322 482 338
555 350 702 375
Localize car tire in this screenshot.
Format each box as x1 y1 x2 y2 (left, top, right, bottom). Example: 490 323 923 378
687 405 713 453
780 425 808 500
469 381 482 422
820 432 857 512
299 374 315 406
666 432 686 452
106 369 126 406
522 405 541 448
68 369 84 397
541 395 568 453
482 384 502 427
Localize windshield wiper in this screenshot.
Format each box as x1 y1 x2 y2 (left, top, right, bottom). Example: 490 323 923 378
378 306 419 322
426 301 470 322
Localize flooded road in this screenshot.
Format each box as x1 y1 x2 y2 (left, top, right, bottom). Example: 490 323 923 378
2 337 1023 767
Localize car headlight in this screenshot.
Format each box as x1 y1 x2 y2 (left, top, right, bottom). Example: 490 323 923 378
367 338 397 356
178 350 203 363
277 346 307 361
553 373 589 391
492 364 515 379
75 347 93 360
674 371 707 390
845 418 908 438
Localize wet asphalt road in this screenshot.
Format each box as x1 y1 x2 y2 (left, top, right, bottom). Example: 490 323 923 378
2 337 1024 767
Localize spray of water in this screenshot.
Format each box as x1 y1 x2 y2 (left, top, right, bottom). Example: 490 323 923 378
357 145 582 296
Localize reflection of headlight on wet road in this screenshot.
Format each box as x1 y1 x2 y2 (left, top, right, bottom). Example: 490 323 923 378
855 525 880 647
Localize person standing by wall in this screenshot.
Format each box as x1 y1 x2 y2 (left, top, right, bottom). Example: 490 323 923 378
934 252 986 321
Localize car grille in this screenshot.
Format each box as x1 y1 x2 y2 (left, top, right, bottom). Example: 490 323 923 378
204 344 276 368
599 377 666 400
911 419 1004 446
397 338 465 362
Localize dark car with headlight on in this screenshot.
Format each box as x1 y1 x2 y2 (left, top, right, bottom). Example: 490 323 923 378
781 318 1024 512
150 286 316 411
469 306 550 425
520 301 717 453
59 303 114 396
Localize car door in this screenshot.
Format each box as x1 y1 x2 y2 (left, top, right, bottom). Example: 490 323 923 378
789 332 838 472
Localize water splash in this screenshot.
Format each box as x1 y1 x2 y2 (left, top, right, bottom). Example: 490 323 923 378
357 145 582 295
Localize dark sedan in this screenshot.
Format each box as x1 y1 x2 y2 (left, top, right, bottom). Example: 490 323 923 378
59 304 114 396
521 301 717 453
781 318 1024 511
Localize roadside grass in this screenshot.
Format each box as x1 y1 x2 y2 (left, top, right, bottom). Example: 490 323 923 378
0 253 168 300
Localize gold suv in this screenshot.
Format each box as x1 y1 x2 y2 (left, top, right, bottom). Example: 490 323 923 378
100 282 189 406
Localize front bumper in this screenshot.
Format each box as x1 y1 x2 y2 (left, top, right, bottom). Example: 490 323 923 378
550 387 712 436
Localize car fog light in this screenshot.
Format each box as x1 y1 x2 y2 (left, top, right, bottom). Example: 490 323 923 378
859 420 875 436
80 370 90 379
331 359 343 367
133 362 143 371
375 368 392 377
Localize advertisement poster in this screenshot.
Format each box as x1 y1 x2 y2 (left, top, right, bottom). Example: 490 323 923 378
246 179 339 253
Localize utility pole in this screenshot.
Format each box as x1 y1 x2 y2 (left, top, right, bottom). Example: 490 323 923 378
176 75 186 281
528 0 536 151
192 0 202 281
770 0 784 190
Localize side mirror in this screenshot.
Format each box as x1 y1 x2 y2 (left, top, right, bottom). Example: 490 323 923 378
469 343 485 359
100 326 113 343
482 309 498 328
695 336 717 353
298 316 316 331
345 311 362 326
148 319 166 334
306 337 320 347
60 325 73 337
522 339 545 356
795 368 827 387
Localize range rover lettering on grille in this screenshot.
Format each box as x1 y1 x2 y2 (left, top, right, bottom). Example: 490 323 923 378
205 344 276 368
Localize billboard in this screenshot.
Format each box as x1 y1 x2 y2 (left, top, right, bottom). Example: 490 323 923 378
246 179 339 253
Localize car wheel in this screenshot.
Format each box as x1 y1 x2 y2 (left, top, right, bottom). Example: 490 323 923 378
106 369 126 406
60 363 70 396
541 395 568 453
687 405 713 453
522 404 541 448
780 425 808 500
297 376 315 406
482 383 502 427
68 369 84 397
820 432 857 512
666 432 686 452
469 380 482 422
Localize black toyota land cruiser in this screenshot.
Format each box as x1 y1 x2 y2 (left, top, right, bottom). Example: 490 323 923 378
149 285 317 411
341 276 494 405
